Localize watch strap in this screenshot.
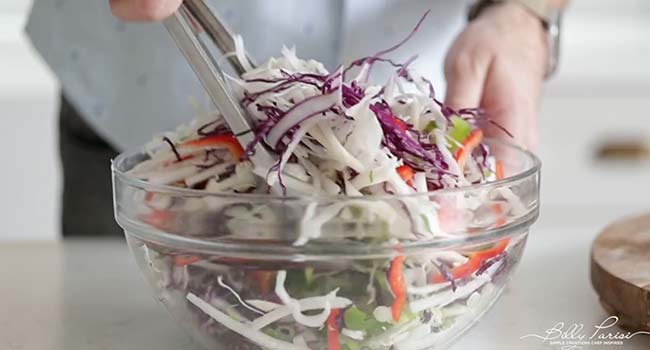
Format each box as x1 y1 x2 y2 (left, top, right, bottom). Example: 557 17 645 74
469 0 555 25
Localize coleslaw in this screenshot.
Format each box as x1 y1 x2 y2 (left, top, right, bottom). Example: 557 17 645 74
123 12 526 350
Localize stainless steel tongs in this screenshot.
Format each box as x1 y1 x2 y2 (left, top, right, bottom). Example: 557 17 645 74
163 0 276 167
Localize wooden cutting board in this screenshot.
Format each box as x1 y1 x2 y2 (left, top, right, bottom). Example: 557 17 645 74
591 213 650 332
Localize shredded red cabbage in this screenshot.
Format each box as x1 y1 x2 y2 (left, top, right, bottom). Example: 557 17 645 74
343 10 432 81
369 101 452 175
197 121 231 137
435 262 458 292
341 82 364 108
476 253 506 276
162 136 182 162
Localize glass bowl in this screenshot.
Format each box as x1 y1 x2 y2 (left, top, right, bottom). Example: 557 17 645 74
112 139 540 350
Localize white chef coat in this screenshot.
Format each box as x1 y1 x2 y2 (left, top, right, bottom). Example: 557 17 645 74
26 0 466 150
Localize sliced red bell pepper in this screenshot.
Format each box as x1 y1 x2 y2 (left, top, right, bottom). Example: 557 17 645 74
437 203 461 232
470 238 509 260
173 255 201 267
388 255 407 322
327 308 340 350
249 270 275 295
181 134 244 159
495 160 504 180
141 209 173 231
391 116 408 132
431 256 482 284
453 128 483 171
396 164 414 186
491 203 506 228
430 238 509 284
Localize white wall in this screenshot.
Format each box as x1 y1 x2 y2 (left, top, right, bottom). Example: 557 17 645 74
0 1 59 240
0 0 648 240
539 0 650 225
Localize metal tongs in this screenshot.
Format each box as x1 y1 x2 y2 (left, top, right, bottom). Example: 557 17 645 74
163 0 276 168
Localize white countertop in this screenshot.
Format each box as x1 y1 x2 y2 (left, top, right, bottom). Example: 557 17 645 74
2 219 649 350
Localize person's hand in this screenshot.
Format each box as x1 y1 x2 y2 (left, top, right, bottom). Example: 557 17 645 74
444 2 548 148
109 0 182 21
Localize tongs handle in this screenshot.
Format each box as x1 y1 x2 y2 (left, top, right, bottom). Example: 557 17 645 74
180 0 254 75
162 0 275 167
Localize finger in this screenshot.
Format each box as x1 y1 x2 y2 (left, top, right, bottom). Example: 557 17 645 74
480 60 539 150
444 49 491 111
484 103 537 172
109 0 182 21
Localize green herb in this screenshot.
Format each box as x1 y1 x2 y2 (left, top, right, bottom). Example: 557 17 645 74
344 307 368 330
423 120 437 134
370 221 390 243
397 309 417 324
304 267 315 287
344 306 389 334
441 316 455 329
448 116 471 151
285 269 311 294
349 206 363 219
375 269 390 293
341 336 361 350
263 325 295 342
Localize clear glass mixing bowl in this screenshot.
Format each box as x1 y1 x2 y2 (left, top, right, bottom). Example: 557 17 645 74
112 139 540 350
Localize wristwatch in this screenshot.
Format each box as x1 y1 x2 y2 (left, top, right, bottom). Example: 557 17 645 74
468 0 563 78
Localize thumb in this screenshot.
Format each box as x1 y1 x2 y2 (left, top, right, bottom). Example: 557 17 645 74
444 53 491 111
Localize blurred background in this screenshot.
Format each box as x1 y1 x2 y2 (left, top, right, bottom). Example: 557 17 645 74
1 0 649 240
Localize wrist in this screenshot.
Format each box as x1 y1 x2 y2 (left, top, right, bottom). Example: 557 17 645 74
469 0 562 79
481 1 544 29
470 0 566 25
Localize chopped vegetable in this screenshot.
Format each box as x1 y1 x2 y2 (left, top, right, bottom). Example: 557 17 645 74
250 270 275 294
344 307 369 330
396 165 414 185
341 335 361 350
495 160 504 180
448 116 472 150
454 128 484 172
470 239 510 260
186 293 309 350
491 203 506 227
162 136 182 162
388 256 407 322
344 306 388 334
430 239 509 284
181 134 244 159
327 309 341 350
304 267 315 287
391 116 408 132
423 121 437 134
141 209 172 231
173 255 201 267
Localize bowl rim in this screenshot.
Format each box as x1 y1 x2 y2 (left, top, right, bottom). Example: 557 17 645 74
112 138 541 202
119 210 536 260
113 138 540 259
